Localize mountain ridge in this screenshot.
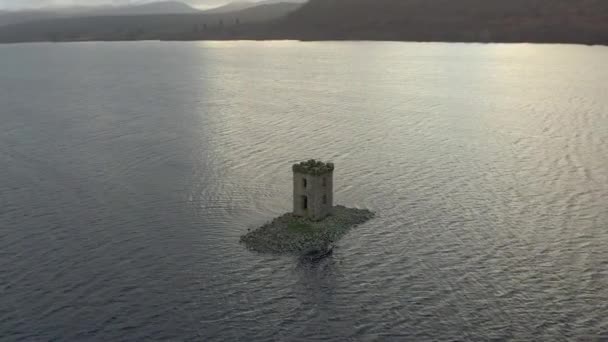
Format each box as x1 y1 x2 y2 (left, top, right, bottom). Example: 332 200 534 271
0 1 201 26
273 0 608 45
0 2 302 42
0 0 607 45
204 0 304 14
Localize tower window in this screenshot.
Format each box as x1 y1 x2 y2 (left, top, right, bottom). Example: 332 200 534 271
302 195 308 209
323 194 327 204
322 177 327 187
303 178 307 188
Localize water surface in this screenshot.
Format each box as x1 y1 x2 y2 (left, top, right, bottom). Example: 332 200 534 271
1 41 607 341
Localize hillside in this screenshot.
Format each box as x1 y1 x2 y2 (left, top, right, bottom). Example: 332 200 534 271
0 0 607 44
276 0 608 44
0 2 301 43
0 1 200 27
0 10 61 27
90 1 200 15
204 0 305 14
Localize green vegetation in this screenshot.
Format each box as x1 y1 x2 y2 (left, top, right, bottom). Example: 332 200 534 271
292 159 334 176
287 220 313 233
240 206 374 255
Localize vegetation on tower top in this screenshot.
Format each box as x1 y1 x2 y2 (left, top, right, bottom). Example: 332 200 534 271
292 159 334 175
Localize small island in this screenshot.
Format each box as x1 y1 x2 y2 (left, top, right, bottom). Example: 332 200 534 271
240 160 374 255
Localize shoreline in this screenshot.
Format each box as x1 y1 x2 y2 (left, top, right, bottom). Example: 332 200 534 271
0 38 606 47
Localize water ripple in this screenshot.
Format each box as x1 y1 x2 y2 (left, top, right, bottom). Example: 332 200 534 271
0 41 607 341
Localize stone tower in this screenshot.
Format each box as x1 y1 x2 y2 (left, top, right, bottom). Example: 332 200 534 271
293 159 334 221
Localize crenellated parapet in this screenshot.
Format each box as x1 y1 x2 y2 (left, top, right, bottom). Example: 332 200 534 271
292 159 334 176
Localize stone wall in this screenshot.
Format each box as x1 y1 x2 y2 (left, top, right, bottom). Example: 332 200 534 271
293 170 334 221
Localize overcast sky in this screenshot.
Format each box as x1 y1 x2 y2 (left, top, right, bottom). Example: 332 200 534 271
0 0 246 10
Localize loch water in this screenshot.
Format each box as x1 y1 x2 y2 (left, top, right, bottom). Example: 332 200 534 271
1 41 607 341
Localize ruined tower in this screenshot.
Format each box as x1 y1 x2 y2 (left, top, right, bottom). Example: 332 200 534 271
292 159 334 221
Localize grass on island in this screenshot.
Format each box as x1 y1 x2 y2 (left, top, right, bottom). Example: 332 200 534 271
287 221 313 233
240 206 375 255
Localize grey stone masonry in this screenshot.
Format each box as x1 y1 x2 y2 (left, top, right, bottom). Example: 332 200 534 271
292 160 334 221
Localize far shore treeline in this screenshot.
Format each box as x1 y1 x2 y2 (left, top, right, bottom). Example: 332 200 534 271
0 0 607 45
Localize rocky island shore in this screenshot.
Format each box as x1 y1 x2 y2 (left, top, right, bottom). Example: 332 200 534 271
240 205 374 255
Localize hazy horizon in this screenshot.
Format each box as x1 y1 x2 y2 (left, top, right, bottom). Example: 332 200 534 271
0 0 283 11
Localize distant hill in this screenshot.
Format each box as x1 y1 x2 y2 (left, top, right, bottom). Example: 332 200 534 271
204 0 305 14
203 2 257 14
90 1 200 16
276 0 608 44
0 0 607 45
0 1 200 27
0 10 60 27
0 2 302 43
